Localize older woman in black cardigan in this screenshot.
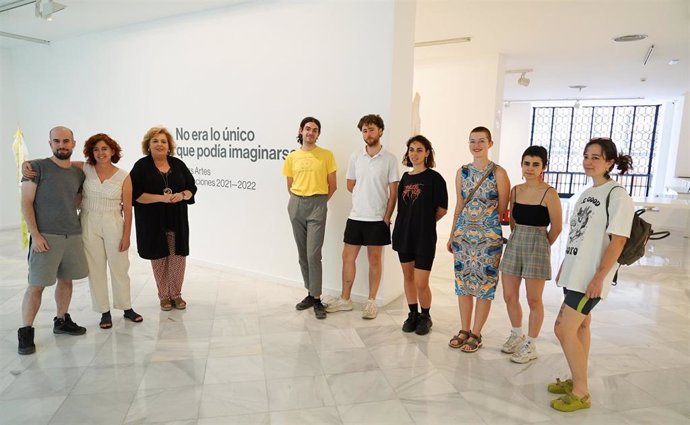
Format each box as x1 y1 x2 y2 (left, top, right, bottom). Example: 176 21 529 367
130 126 197 311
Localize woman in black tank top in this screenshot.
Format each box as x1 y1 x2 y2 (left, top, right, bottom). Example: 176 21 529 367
498 146 562 364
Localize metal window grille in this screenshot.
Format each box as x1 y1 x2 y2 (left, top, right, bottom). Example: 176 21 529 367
530 105 661 198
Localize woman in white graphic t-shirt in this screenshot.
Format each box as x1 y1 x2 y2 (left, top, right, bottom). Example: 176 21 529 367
550 137 634 412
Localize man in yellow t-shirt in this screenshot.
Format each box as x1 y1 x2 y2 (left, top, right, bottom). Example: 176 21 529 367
283 117 337 320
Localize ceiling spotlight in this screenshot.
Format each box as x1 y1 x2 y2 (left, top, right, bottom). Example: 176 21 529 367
506 69 533 87
35 0 66 20
669 59 680 65
613 34 648 42
570 85 585 110
518 72 530 87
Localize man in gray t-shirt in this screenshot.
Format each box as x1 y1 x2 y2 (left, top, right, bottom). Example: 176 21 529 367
18 126 89 355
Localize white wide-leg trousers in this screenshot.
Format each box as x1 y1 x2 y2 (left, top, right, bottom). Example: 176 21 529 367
81 211 132 313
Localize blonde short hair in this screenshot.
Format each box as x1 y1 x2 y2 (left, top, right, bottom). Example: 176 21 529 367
141 126 176 156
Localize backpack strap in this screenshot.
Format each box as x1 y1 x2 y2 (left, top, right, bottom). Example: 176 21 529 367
634 209 672 241
604 184 627 285
604 184 627 229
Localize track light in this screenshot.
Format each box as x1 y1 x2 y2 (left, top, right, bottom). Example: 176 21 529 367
506 68 533 87
35 0 66 20
569 85 586 109
517 72 530 87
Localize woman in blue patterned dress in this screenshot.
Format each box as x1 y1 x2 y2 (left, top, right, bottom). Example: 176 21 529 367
446 126 510 352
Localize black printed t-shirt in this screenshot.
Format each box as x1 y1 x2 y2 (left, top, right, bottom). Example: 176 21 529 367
392 168 448 257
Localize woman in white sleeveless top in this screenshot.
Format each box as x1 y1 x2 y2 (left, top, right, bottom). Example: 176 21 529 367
77 134 141 328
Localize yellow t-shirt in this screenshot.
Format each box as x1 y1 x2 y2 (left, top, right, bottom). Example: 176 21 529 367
283 146 337 196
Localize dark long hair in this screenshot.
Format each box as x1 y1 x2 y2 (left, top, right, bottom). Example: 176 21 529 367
402 135 436 168
585 137 633 178
297 116 321 145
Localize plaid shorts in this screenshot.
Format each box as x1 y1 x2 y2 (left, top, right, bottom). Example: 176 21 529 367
499 225 551 280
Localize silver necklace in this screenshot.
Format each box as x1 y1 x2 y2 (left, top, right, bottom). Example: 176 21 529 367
159 169 172 195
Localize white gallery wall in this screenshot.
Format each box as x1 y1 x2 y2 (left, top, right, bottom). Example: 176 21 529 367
412 53 506 241
0 47 20 230
6 1 416 304
675 93 690 178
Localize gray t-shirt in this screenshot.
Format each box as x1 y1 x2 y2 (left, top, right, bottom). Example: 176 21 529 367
22 158 85 235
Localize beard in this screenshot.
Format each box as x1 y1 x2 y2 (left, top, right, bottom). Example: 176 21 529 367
365 138 380 146
54 149 72 160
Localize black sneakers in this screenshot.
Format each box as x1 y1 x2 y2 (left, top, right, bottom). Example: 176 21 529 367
313 301 327 320
296 295 316 311
18 326 35 355
402 311 419 333
53 313 86 335
415 313 433 335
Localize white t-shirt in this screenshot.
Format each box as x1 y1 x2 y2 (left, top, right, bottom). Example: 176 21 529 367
557 180 634 299
347 146 400 221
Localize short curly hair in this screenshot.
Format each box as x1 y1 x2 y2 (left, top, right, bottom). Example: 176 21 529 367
141 126 176 156
83 133 122 165
357 114 384 131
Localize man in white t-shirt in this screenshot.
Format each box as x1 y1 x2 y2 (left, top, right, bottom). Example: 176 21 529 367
326 115 399 319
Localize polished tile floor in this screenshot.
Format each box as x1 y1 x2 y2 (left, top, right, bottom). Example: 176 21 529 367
0 226 689 425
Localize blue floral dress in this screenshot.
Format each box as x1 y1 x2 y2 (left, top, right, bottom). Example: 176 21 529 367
452 162 503 300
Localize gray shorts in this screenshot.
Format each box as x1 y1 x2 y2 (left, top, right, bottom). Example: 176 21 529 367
28 233 89 286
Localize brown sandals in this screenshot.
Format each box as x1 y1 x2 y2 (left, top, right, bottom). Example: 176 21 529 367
172 297 187 310
449 330 471 348
160 298 173 311
460 333 483 353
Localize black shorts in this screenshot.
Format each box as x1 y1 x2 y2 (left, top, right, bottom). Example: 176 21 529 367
563 288 601 315
343 219 391 246
397 252 434 271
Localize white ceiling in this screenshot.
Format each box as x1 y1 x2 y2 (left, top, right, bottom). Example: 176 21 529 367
1 0 688 102
0 0 248 46
415 0 690 101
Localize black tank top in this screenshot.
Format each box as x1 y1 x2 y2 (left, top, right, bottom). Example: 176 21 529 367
512 188 551 227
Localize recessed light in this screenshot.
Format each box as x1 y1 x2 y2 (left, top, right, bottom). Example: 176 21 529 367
613 34 648 42
669 59 680 65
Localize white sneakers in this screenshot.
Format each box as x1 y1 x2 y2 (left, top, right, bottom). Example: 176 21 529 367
325 297 378 319
501 333 525 354
362 300 378 320
510 341 538 364
325 296 353 313
502 333 538 363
